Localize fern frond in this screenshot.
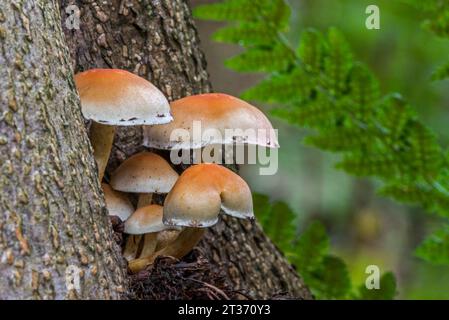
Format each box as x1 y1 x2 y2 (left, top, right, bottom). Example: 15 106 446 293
225 44 295 72
194 0 290 28
304 127 377 152
324 28 353 96
377 94 415 142
415 226 449 264
212 23 278 45
241 68 312 103
297 29 325 73
193 0 260 22
335 154 399 178
347 63 380 121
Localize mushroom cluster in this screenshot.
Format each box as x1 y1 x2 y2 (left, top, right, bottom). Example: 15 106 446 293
75 68 279 273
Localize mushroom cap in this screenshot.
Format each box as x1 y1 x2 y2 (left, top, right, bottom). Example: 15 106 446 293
143 93 279 149
163 163 254 228
74 69 172 125
124 204 167 234
101 183 134 221
110 152 179 193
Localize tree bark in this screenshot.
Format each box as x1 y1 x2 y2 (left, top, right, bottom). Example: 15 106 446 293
0 0 127 299
60 0 311 299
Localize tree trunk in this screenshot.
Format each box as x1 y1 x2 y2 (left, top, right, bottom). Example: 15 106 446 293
60 0 311 299
0 0 127 299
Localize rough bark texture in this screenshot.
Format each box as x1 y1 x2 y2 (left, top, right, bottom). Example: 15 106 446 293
0 0 128 299
60 0 312 299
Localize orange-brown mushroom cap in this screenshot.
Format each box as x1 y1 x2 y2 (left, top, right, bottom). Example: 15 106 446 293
75 69 172 125
110 152 179 194
143 93 278 149
124 204 167 234
163 163 254 228
102 183 134 221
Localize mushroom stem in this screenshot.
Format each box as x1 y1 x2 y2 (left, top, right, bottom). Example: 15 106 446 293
89 122 115 181
123 235 142 261
128 227 205 273
138 233 158 258
155 229 181 251
137 193 153 208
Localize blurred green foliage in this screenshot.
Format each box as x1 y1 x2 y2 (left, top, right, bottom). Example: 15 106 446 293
253 193 396 299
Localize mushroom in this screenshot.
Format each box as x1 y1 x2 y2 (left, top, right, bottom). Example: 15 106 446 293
143 93 279 151
101 183 134 221
74 69 172 181
123 204 170 261
128 163 254 273
110 152 179 208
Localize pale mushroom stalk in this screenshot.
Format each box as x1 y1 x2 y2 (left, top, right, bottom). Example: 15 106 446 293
123 235 143 261
155 229 181 251
137 193 153 208
128 228 205 273
91 123 115 181
138 233 158 258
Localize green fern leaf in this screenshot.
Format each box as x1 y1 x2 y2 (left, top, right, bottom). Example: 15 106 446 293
241 68 312 103
378 182 449 215
272 94 345 129
212 23 278 45
305 255 352 299
304 127 378 152
292 221 329 272
324 27 353 96
335 154 399 178
347 63 380 120
378 94 415 142
253 193 272 226
194 0 290 28
297 28 325 73
404 121 443 178
193 0 260 22
225 44 295 72
266 202 297 249
415 226 449 264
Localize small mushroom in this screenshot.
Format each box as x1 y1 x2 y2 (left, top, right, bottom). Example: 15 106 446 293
74 69 172 181
101 183 134 221
123 204 169 261
128 163 254 273
110 152 179 208
143 93 279 150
